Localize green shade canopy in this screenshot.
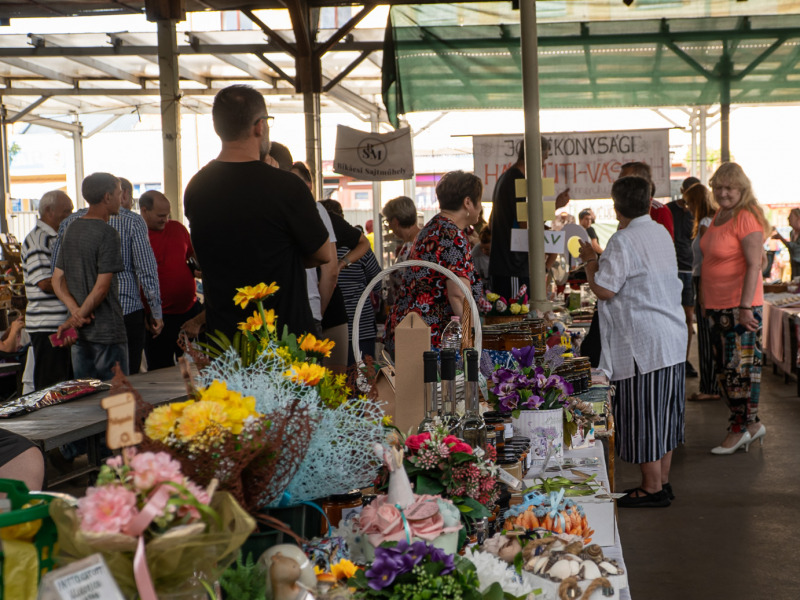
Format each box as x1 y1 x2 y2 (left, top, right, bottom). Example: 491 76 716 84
383 3 800 127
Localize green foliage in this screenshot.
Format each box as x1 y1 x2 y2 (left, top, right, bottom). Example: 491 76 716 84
197 329 261 367
8 142 20 164
219 552 267 600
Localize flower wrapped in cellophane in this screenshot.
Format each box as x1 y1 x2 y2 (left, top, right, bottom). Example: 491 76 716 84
49 451 255 599
185 283 386 508
113 367 315 513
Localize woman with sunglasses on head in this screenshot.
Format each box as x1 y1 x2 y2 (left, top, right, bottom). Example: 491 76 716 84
701 162 769 455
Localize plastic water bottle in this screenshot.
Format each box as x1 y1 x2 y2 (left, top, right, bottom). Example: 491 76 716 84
440 316 463 353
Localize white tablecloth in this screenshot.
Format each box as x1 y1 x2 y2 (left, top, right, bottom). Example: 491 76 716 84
524 442 631 600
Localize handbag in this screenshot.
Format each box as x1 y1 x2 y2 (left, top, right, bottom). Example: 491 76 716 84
581 310 602 368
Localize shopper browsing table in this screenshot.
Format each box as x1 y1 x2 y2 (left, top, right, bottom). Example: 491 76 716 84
701 163 769 455
580 176 687 508
384 171 484 353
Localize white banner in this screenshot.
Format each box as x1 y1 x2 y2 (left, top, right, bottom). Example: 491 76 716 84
472 129 670 203
333 125 414 181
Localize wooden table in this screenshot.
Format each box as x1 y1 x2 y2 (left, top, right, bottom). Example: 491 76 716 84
762 300 800 395
0 367 187 487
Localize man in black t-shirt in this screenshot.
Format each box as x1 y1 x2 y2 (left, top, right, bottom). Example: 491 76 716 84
489 139 570 299
184 85 330 339
579 209 603 255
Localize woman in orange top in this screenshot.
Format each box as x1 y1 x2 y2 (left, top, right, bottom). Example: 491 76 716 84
700 163 769 455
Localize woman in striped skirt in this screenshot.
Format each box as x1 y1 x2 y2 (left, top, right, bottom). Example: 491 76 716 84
580 176 687 508
685 181 720 401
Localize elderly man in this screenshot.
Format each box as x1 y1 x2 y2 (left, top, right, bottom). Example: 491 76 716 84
22 190 74 389
140 190 202 370
184 84 330 338
52 177 162 374
52 173 127 379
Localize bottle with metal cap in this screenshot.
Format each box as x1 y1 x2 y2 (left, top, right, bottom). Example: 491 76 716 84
461 348 487 451
418 350 439 433
440 348 461 435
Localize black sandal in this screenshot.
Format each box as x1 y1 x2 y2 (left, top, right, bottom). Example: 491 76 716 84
617 487 671 508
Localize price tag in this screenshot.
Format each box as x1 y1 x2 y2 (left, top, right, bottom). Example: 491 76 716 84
38 554 125 600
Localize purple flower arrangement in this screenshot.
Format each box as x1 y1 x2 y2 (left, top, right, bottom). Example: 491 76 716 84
486 344 573 417
349 539 491 599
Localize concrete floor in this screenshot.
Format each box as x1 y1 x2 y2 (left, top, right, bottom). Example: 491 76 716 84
616 342 800 600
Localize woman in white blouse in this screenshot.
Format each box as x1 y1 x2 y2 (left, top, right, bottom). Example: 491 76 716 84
580 176 687 509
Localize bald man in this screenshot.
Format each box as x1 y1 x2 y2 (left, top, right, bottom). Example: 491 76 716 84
140 191 202 370
22 190 74 389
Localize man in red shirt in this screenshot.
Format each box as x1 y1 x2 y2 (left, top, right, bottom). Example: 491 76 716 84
140 190 202 370
619 162 674 239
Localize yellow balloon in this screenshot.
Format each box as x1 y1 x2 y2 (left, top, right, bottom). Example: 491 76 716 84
567 236 582 258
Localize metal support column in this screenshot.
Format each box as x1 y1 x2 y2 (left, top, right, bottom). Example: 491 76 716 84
156 19 183 221
71 116 85 207
720 97 731 164
699 107 708 184
0 106 9 234
304 92 323 202
690 110 697 179
370 113 383 267
520 0 547 311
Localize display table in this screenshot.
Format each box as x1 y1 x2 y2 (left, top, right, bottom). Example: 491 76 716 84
0 367 186 486
762 300 800 394
525 442 630 600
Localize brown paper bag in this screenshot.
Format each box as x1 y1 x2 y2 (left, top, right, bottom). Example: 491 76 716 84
390 312 431 434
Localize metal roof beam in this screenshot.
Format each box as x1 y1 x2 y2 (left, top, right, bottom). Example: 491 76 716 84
0 87 307 96
6 95 51 122
28 35 144 86
1 57 76 85
188 33 277 86
3 109 81 133
107 34 209 86
322 50 371 93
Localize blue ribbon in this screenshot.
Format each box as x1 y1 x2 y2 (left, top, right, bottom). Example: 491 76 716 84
275 492 333 537
395 503 413 543
502 491 546 519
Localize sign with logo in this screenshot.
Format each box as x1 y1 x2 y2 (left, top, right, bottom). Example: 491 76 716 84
334 125 414 181
472 129 670 203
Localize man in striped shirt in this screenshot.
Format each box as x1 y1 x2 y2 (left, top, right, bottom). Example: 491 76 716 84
22 190 74 389
52 179 163 374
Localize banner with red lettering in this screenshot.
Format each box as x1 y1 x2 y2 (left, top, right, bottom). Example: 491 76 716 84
472 129 670 203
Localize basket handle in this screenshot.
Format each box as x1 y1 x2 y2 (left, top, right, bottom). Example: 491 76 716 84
352 259 482 363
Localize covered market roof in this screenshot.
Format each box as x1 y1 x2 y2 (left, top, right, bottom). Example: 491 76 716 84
383 3 800 126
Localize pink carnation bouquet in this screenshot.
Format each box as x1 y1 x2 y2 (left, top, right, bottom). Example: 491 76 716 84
375 426 499 542
49 451 255 598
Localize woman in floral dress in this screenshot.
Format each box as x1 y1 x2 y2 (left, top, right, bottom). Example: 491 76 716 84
384 171 483 353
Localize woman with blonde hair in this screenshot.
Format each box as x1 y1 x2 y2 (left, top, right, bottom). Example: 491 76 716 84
771 207 800 279
684 179 720 401
700 162 769 454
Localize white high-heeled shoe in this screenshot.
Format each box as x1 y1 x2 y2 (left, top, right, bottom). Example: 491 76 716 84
711 430 752 455
746 425 767 450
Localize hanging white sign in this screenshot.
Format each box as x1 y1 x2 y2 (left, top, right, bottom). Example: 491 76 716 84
333 125 414 181
472 129 671 203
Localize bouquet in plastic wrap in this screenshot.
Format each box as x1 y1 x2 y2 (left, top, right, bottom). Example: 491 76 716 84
186 282 386 509
128 372 314 512
49 451 255 599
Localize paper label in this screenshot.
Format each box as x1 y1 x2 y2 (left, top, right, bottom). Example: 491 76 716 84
496 468 523 490
514 177 555 199
38 554 125 600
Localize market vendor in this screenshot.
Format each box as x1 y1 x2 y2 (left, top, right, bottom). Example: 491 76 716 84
579 175 686 509
0 429 44 491
383 171 484 352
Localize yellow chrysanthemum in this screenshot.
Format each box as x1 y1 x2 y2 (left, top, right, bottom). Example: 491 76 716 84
284 362 328 387
509 303 522 315
144 405 176 442
486 292 500 302
330 559 358 580
176 400 227 442
298 333 336 358
520 304 530 314
232 282 280 309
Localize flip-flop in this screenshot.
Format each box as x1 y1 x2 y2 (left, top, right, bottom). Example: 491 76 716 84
688 392 720 401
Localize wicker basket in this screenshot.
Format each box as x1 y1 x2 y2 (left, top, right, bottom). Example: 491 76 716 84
484 314 525 325
352 259 482 362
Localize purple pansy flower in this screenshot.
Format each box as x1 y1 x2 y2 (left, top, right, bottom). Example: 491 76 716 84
511 345 537 368
366 556 402 590
522 394 544 410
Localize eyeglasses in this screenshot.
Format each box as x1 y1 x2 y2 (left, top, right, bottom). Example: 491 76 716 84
254 115 274 125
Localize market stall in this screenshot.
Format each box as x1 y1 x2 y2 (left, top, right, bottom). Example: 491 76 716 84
762 294 800 395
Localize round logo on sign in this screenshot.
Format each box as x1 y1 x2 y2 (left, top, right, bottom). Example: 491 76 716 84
358 137 388 166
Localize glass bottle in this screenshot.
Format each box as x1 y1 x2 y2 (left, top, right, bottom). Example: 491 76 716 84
440 348 461 435
461 348 487 451
418 350 439 433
